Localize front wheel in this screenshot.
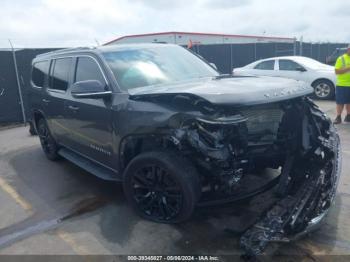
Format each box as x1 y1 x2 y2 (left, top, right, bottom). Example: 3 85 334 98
123 151 201 223
312 79 335 100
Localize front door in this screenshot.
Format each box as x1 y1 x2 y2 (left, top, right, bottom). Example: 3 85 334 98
250 59 277 77
64 56 114 169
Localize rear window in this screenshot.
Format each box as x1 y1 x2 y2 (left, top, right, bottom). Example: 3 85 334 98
49 58 72 91
32 61 49 88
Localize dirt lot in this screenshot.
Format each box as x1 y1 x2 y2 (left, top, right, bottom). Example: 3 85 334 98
0 101 349 260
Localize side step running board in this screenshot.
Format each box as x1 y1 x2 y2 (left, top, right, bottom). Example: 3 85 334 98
58 148 120 181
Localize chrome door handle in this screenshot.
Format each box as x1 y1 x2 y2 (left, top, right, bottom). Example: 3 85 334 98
42 98 50 103
68 105 79 111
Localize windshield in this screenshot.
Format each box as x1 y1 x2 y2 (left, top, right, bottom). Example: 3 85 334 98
102 45 219 92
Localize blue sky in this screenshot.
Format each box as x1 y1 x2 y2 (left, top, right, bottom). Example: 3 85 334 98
0 0 348 48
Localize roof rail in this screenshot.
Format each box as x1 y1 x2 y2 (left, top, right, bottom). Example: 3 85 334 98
36 47 94 57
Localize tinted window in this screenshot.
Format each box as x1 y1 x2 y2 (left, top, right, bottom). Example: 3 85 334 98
254 60 275 70
50 58 72 91
279 60 303 71
75 57 105 84
32 61 49 87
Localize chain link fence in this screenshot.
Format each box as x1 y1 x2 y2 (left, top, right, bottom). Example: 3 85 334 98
0 45 60 126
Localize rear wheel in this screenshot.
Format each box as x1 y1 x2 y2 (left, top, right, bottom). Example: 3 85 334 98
312 79 335 100
123 151 201 223
29 121 37 136
37 118 60 161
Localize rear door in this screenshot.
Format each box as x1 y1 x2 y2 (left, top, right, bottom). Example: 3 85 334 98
64 55 114 168
45 57 73 145
29 60 50 122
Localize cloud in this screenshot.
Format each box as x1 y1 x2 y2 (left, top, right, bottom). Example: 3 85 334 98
132 0 193 10
0 0 348 48
203 0 251 9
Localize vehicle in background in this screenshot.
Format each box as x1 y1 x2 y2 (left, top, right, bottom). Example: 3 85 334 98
326 47 346 65
233 56 336 100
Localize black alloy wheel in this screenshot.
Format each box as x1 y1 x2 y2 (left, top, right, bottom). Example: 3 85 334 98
37 118 60 161
123 151 200 223
132 165 183 221
29 121 37 136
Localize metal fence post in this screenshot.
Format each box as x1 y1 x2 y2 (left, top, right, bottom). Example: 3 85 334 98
8 39 26 124
293 37 297 55
230 44 233 72
254 43 257 60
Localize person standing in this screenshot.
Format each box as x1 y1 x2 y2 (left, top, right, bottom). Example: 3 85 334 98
334 45 350 124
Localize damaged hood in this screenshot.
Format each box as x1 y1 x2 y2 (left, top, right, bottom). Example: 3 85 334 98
129 76 313 106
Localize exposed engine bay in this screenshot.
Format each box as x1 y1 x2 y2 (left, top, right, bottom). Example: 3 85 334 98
165 97 341 255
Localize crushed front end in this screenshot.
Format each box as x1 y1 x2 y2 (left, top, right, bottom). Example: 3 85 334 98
167 97 341 255
240 98 341 255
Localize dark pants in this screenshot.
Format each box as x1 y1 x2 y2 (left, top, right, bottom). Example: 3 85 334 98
336 86 350 104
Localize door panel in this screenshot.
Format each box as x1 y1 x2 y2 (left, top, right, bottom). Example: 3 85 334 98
64 98 113 166
276 59 310 82
28 60 50 126
249 59 277 77
45 58 72 145
64 56 114 169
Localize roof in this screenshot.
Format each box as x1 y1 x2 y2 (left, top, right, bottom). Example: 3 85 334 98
247 56 318 63
98 43 176 51
33 43 178 60
104 31 295 45
36 47 95 57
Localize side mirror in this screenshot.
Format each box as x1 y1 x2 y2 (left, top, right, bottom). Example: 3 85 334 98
71 80 111 99
296 66 306 72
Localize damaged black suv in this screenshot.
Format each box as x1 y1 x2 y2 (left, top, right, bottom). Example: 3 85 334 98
29 44 341 255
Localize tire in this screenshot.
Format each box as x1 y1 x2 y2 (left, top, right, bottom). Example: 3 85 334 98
37 118 60 161
123 151 201 223
312 79 335 100
29 121 37 136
